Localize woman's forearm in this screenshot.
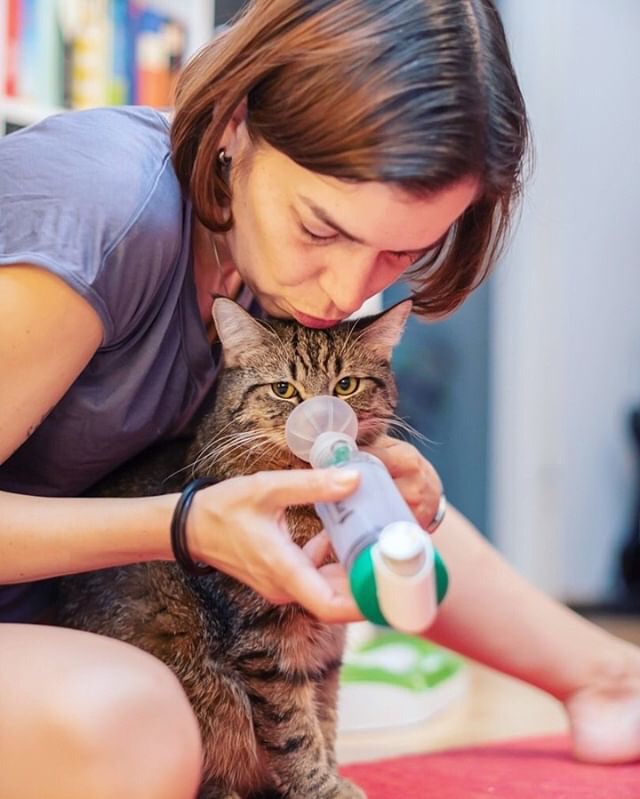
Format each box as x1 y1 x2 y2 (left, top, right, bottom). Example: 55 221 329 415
0 490 179 583
427 506 629 701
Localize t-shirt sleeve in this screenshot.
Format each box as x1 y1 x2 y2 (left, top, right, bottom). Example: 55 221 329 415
0 107 184 347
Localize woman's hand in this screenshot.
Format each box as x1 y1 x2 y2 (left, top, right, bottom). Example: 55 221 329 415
185 468 365 624
361 435 443 531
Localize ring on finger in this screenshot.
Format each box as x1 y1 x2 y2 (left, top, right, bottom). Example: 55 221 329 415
426 492 447 533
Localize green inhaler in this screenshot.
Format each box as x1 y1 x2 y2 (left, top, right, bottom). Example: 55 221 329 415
285 396 448 633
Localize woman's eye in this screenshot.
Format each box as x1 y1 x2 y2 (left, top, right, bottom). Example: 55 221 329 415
271 382 298 399
334 377 360 397
301 225 339 244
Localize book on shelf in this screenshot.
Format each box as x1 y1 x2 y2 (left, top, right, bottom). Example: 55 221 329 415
3 0 187 111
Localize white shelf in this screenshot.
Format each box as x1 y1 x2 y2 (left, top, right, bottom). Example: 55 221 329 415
0 96 66 128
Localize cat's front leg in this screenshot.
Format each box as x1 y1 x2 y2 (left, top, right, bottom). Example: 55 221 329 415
314 671 368 798
315 658 342 768
247 681 366 799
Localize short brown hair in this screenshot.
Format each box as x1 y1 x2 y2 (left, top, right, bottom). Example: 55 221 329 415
171 0 530 317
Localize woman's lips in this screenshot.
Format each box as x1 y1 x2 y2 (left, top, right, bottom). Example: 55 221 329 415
292 310 344 329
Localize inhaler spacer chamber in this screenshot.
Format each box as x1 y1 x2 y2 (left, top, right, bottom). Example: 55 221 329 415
285 395 448 633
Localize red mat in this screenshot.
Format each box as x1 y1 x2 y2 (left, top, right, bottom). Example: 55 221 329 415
340 735 640 798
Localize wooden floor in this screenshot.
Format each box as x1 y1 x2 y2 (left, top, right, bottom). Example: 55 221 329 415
336 615 640 765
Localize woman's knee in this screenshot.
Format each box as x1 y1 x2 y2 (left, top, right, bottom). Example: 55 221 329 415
1 625 203 799
47 647 203 796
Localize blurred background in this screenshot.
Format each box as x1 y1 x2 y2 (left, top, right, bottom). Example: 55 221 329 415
2 0 640 613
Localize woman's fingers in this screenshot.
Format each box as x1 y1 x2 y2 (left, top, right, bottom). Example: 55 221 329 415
189 468 366 621
318 561 363 620
249 467 361 511
361 436 443 530
303 530 333 567
267 539 362 623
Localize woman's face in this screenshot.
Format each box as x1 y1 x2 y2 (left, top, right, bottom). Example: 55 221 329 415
223 123 479 326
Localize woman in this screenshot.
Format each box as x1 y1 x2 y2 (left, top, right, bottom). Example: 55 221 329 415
1 1 638 797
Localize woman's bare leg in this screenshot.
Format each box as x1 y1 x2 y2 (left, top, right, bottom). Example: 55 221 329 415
429 507 640 763
0 623 203 799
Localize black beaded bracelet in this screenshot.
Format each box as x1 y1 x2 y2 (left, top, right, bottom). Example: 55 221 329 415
170 477 218 576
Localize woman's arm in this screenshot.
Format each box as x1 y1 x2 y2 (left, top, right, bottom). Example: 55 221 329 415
0 472 362 623
362 436 637 699
0 490 177 582
0 264 363 621
427 506 629 701
0 264 103 463
365 436 640 763
0 264 175 579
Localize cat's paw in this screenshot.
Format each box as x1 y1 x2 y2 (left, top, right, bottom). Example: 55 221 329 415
334 778 367 799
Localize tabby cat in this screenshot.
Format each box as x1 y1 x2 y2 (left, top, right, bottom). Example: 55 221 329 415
57 297 412 799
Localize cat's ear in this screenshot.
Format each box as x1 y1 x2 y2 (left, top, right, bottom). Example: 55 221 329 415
212 298 273 367
357 299 412 359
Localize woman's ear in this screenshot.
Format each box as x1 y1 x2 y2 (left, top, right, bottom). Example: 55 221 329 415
218 98 248 159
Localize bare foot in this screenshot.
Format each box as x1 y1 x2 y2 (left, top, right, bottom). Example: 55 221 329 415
565 650 640 764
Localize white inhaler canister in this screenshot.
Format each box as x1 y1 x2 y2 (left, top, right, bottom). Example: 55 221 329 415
285 396 448 634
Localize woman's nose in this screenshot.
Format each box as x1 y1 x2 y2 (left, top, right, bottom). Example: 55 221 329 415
322 251 380 316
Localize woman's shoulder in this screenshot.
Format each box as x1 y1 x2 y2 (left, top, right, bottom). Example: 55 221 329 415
0 106 187 346
0 105 177 226
2 104 171 157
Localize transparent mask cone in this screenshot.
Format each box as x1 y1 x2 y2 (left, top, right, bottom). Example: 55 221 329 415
285 395 359 462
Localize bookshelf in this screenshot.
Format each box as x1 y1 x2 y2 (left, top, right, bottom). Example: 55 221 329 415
0 0 218 134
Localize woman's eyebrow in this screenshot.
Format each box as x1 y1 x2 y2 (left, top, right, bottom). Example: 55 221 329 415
298 195 365 244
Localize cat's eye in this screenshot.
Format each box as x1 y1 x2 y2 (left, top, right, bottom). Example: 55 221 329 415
271 382 298 399
334 377 360 397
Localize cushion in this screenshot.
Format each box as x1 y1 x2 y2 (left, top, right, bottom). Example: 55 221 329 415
340 735 640 798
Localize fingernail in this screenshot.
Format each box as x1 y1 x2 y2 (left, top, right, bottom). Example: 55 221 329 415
331 469 359 486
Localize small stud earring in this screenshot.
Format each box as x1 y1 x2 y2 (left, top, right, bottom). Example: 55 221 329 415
218 148 232 168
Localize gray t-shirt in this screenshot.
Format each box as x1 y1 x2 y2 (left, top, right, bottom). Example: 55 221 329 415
0 106 254 621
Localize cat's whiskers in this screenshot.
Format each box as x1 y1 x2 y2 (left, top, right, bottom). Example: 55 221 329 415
197 429 286 476
200 426 269 453
387 419 430 445
218 442 282 477
231 435 291 474
162 418 247 484
232 430 288 468
195 435 273 474
173 429 273 480
181 420 249 467
196 428 267 461
364 413 432 447
186 432 263 477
